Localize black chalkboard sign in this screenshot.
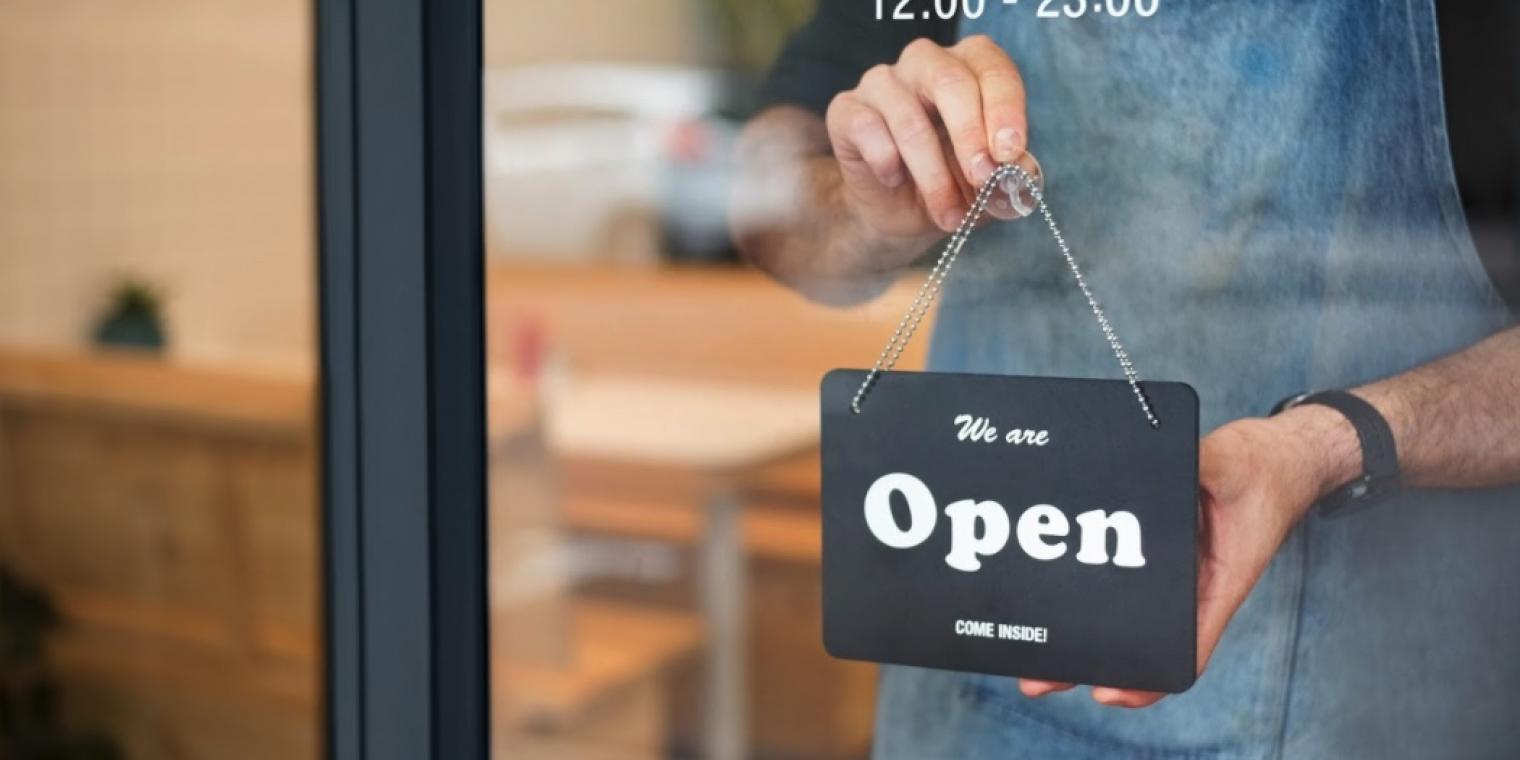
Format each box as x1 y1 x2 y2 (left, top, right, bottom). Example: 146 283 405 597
820 369 1200 693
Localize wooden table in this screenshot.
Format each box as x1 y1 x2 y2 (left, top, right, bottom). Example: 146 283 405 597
542 373 818 760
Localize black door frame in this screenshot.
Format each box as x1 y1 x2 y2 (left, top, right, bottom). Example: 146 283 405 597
317 0 488 757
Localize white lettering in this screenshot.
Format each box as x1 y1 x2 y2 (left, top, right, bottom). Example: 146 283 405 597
863 473 938 549
861 474 1144 570
943 499 1011 572
954 414 999 443
1073 509 1147 567
995 624 1048 642
955 619 996 637
953 414 1050 446
1015 504 1069 561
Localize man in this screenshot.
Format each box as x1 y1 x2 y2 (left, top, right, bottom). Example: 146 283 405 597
730 2 1520 757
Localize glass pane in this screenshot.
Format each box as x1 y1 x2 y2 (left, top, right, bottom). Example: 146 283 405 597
0 2 321 758
483 3 895 758
485 1 1520 758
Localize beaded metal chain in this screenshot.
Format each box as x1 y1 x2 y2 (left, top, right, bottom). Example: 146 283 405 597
849 162 1161 429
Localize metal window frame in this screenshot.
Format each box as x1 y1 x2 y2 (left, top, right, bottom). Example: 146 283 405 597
317 0 487 757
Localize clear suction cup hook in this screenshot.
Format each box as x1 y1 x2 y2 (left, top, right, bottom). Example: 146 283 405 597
997 151 1044 219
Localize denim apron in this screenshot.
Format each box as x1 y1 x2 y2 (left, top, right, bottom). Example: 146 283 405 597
873 2 1520 758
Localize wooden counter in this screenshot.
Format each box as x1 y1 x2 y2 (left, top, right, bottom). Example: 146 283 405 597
0 348 311 435
488 261 935 387
0 347 320 760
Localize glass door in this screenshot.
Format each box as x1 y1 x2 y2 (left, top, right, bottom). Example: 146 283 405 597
319 1 1520 759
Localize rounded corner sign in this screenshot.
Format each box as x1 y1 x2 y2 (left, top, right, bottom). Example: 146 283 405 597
820 369 1200 694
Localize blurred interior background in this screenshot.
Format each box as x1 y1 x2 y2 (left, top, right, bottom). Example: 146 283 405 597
0 1 922 758
4 2 1513 760
0 1 319 759
478 3 914 759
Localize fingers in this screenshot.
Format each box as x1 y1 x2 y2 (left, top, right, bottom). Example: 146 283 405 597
1091 686 1167 708
826 93 906 189
895 39 998 190
825 36 1030 233
952 35 1029 163
1020 679 1164 708
1018 679 1074 697
856 63 966 232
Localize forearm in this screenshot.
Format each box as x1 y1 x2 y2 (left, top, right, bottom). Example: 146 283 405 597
1354 325 1520 488
1279 325 1520 499
729 107 936 305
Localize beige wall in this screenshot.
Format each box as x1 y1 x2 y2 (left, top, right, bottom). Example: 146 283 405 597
0 0 720 373
484 0 707 68
0 0 314 374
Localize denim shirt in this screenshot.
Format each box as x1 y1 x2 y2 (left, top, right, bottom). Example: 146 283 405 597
874 2 1520 758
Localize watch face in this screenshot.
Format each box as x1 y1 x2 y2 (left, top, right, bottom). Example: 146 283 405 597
1317 476 1385 519
1271 392 1311 416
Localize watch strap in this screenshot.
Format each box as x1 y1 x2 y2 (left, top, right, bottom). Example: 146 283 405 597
1292 390 1400 517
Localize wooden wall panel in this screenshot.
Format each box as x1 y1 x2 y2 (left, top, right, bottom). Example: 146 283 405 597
229 438 320 661
0 350 320 760
2 408 244 644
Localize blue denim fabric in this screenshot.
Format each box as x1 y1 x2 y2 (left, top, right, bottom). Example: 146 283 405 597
874 2 1520 758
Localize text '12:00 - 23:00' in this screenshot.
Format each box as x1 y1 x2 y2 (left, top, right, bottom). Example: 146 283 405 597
876 0 1160 21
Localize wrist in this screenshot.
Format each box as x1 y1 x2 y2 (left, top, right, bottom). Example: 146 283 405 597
1266 402 1365 504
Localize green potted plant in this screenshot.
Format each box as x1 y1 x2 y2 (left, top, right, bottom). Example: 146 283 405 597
91 278 167 351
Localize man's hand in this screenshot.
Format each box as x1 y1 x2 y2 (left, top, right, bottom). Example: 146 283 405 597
827 34 1029 239
1018 324 1520 707
1019 406 1361 707
731 35 1031 302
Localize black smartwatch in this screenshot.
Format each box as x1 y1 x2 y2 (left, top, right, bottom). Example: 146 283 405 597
1270 389 1401 517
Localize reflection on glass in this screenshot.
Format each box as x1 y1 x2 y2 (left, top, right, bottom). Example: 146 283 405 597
482 0 1520 756
484 2 889 758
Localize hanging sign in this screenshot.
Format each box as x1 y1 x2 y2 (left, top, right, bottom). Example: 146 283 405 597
820 163 1200 693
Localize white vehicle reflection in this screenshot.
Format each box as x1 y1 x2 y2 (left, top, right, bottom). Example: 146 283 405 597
484 64 742 263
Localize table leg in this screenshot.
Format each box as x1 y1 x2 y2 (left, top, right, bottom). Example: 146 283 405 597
700 488 745 760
